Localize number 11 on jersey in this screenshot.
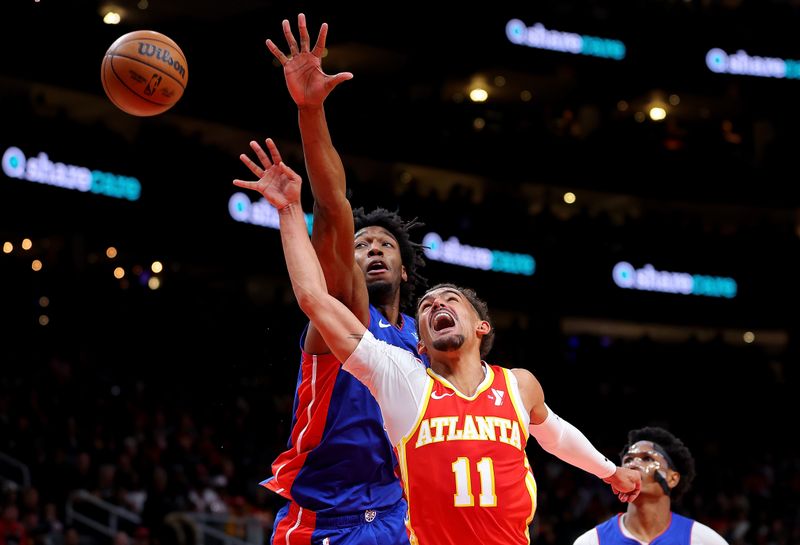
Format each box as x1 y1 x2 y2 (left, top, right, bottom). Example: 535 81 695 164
452 457 497 507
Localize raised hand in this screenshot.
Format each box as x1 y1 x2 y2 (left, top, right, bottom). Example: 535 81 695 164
233 138 302 211
266 13 353 107
603 466 642 503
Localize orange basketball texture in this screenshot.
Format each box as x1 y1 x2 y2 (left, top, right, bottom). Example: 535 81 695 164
101 30 188 116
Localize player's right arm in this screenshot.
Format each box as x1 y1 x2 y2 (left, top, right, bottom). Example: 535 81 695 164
512 368 642 502
265 14 367 325
236 144 365 361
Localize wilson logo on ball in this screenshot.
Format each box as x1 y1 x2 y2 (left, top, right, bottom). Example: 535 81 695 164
136 43 186 80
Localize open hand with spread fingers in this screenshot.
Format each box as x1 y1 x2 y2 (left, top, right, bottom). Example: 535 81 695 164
266 13 353 107
233 138 302 211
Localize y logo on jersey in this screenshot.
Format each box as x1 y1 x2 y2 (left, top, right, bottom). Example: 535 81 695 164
488 388 505 407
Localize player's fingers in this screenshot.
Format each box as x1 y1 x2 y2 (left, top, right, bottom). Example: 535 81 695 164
250 141 273 169
239 153 264 178
312 22 328 57
298 13 310 52
279 161 300 179
326 72 354 92
266 39 289 65
232 179 258 189
264 138 282 164
282 19 299 56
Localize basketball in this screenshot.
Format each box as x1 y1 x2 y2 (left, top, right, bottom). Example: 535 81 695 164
101 30 188 117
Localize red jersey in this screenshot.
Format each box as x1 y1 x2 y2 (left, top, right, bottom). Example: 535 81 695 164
396 364 537 545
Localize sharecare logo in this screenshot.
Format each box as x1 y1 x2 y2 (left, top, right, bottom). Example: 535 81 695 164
422 232 535 276
505 19 626 60
612 261 737 299
2 146 141 201
228 192 313 234
705 48 800 79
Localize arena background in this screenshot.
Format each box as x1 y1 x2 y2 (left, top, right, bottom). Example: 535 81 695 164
1 2 798 545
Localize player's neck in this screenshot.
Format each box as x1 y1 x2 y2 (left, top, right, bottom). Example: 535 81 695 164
623 497 673 542
430 354 485 396
373 297 402 326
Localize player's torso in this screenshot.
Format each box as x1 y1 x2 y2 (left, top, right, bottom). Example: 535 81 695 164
268 310 421 513
397 364 537 545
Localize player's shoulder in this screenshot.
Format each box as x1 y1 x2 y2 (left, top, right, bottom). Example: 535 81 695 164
572 527 599 545
508 367 540 388
691 520 729 545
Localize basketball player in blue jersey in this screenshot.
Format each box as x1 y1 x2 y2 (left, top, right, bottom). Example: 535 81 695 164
573 427 728 545
233 14 426 544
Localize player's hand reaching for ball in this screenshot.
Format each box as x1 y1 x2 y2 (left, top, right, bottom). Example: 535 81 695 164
603 466 642 503
234 138 302 211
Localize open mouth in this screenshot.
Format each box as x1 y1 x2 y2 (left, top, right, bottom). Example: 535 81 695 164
431 310 456 332
367 260 388 274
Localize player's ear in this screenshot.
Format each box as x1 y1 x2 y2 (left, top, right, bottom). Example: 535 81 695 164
417 340 427 355
401 265 408 283
476 321 491 337
667 470 680 490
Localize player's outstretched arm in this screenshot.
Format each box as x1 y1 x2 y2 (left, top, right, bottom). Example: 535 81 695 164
233 140 365 361
512 368 642 503
266 14 365 323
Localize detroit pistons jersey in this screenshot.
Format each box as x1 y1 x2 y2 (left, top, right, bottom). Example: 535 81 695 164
261 304 420 514
595 513 695 545
397 364 537 545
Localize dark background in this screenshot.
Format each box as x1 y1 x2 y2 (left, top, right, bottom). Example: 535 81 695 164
1 2 798 545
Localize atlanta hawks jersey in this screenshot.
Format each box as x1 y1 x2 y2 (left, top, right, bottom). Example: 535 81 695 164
261 305 420 514
343 331 538 545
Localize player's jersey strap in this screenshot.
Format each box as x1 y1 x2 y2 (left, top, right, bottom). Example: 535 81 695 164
397 363 537 545
260 351 403 513
596 513 695 545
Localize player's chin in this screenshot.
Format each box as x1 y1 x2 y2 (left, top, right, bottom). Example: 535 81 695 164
366 279 393 297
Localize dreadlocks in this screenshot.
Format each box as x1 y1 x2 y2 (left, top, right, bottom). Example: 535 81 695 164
353 207 428 312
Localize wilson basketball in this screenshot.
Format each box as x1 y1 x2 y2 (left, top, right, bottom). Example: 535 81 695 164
101 30 188 116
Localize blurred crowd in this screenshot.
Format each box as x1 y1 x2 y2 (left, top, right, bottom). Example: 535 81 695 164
2 80 800 545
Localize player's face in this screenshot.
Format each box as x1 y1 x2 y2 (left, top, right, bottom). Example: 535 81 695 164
416 288 485 356
354 226 407 295
622 441 678 497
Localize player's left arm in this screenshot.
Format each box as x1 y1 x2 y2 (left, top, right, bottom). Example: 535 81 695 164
512 368 641 502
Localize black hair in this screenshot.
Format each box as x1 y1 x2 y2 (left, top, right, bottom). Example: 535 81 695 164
353 207 427 312
621 426 696 502
418 283 495 358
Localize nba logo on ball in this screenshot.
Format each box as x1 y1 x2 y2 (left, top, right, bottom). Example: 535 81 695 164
101 30 188 116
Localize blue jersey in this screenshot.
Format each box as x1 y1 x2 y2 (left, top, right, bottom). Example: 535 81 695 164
596 513 694 545
262 304 420 514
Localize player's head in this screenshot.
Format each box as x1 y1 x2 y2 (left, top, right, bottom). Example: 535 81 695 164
620 426 696 502
416 283 495 359
353 207 427 311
